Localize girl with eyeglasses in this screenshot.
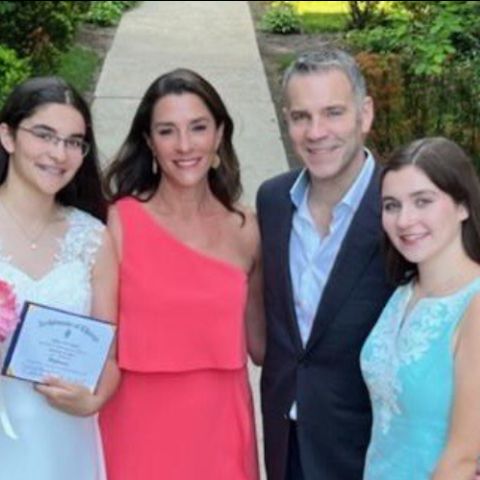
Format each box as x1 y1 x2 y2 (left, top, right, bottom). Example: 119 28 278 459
0 76 120 480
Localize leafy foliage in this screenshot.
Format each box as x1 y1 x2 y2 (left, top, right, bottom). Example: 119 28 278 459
0 45 31 107
348 1 479 76
356 52 408 156
85 1 138 26
261 2 302 34
0 1 16 15
56 46 100 95
0 1 88 73
347 1 383 29
348 1 480 166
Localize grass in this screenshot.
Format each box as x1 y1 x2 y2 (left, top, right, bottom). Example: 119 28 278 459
292 1 349 33
290 1 349 14
56 45 100 95
278 52 296 73
290 1 393 14
301 12 348 33
288 1 393 33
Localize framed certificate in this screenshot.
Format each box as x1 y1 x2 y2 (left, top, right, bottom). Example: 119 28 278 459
1 302 116 392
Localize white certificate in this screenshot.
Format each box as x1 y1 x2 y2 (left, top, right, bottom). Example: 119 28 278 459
1 302 116 392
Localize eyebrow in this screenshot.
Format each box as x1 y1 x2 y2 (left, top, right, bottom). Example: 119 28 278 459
288 103 347 114
410 190 438 196
382 189 439 200
288 108 309 116
153 116 211 128
29 123 85 138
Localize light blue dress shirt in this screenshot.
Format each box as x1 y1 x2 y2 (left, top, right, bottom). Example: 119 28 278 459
288 152 374 419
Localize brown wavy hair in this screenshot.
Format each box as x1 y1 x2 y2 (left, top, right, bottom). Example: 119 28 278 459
382 137 480 285
104 68 243 219
0 76 106 221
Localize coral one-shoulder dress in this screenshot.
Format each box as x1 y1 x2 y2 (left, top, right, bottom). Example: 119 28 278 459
100 197 258 480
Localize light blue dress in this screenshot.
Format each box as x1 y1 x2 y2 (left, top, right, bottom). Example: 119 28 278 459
361 277 480 479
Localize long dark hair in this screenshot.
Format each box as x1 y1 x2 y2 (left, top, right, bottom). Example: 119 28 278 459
0 76 106 221
104 68 243 217
382 137 480 285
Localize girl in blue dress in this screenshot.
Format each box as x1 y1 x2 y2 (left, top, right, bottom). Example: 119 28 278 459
361 137 480 480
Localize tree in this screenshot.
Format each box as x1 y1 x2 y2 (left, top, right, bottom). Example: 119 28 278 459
348 1 381 29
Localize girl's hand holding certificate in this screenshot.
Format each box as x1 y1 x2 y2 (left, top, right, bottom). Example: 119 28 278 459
35 375 103 417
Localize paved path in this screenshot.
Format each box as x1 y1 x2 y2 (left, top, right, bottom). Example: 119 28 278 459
92 2 289 478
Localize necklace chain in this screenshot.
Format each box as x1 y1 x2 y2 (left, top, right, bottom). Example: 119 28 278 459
0 199 52 250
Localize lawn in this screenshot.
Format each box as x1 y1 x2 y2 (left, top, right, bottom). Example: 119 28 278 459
287 1 393 33
290 1 349 14
56 45 100 96
289 1 349 33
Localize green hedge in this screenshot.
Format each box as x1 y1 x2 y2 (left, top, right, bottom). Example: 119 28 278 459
0 1 89 73
85 1 138 26
348 1 480 166
0 45 31 106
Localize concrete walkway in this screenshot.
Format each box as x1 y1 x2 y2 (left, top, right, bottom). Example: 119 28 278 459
92 2 289 478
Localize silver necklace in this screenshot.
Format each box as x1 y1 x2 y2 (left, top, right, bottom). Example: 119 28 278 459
0 199 52 250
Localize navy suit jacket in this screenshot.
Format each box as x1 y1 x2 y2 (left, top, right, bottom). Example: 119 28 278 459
257 167 394 480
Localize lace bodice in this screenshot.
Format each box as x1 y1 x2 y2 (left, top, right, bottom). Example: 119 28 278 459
0 208 104 317
361 277 480 479
0 208 107 480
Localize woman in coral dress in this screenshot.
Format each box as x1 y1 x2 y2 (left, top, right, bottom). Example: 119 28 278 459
100 68 265 479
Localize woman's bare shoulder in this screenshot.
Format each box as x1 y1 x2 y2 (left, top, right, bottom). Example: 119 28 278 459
231 204 260 253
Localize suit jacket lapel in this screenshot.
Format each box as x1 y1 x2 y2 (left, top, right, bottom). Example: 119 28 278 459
305 167 382 351
279 183 305 353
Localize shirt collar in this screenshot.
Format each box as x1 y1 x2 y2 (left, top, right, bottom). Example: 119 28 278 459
290 149 375 212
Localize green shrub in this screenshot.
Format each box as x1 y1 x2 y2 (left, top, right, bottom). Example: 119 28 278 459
56 46 100 96
0 2 87 73
85 1 124 26
348 1 478 77
0 1 16 15
347 1 480 166
0 45 31 108
356 50 480 165
261 2 301 34
112 1 138 9
347 1 383 29
86 1 122 26
356 52 409 157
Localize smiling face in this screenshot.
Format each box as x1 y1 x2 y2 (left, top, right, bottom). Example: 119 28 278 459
0 103 86 197
382 165 469 268
284 69 373 190
147 92 223 190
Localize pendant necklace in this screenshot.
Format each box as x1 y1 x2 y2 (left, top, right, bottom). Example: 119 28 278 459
0 199 51 250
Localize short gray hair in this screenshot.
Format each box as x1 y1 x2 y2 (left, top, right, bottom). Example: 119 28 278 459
283 47 367 105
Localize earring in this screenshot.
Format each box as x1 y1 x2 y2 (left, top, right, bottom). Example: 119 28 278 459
152 155 159 175
211 153 221 169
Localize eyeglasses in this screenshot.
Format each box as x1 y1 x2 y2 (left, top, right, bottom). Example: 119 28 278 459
17 126 90 158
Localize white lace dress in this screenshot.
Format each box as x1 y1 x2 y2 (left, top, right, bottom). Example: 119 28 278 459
0 208 107 480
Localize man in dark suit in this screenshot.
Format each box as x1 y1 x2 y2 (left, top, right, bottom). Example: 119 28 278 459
256 47 394 480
